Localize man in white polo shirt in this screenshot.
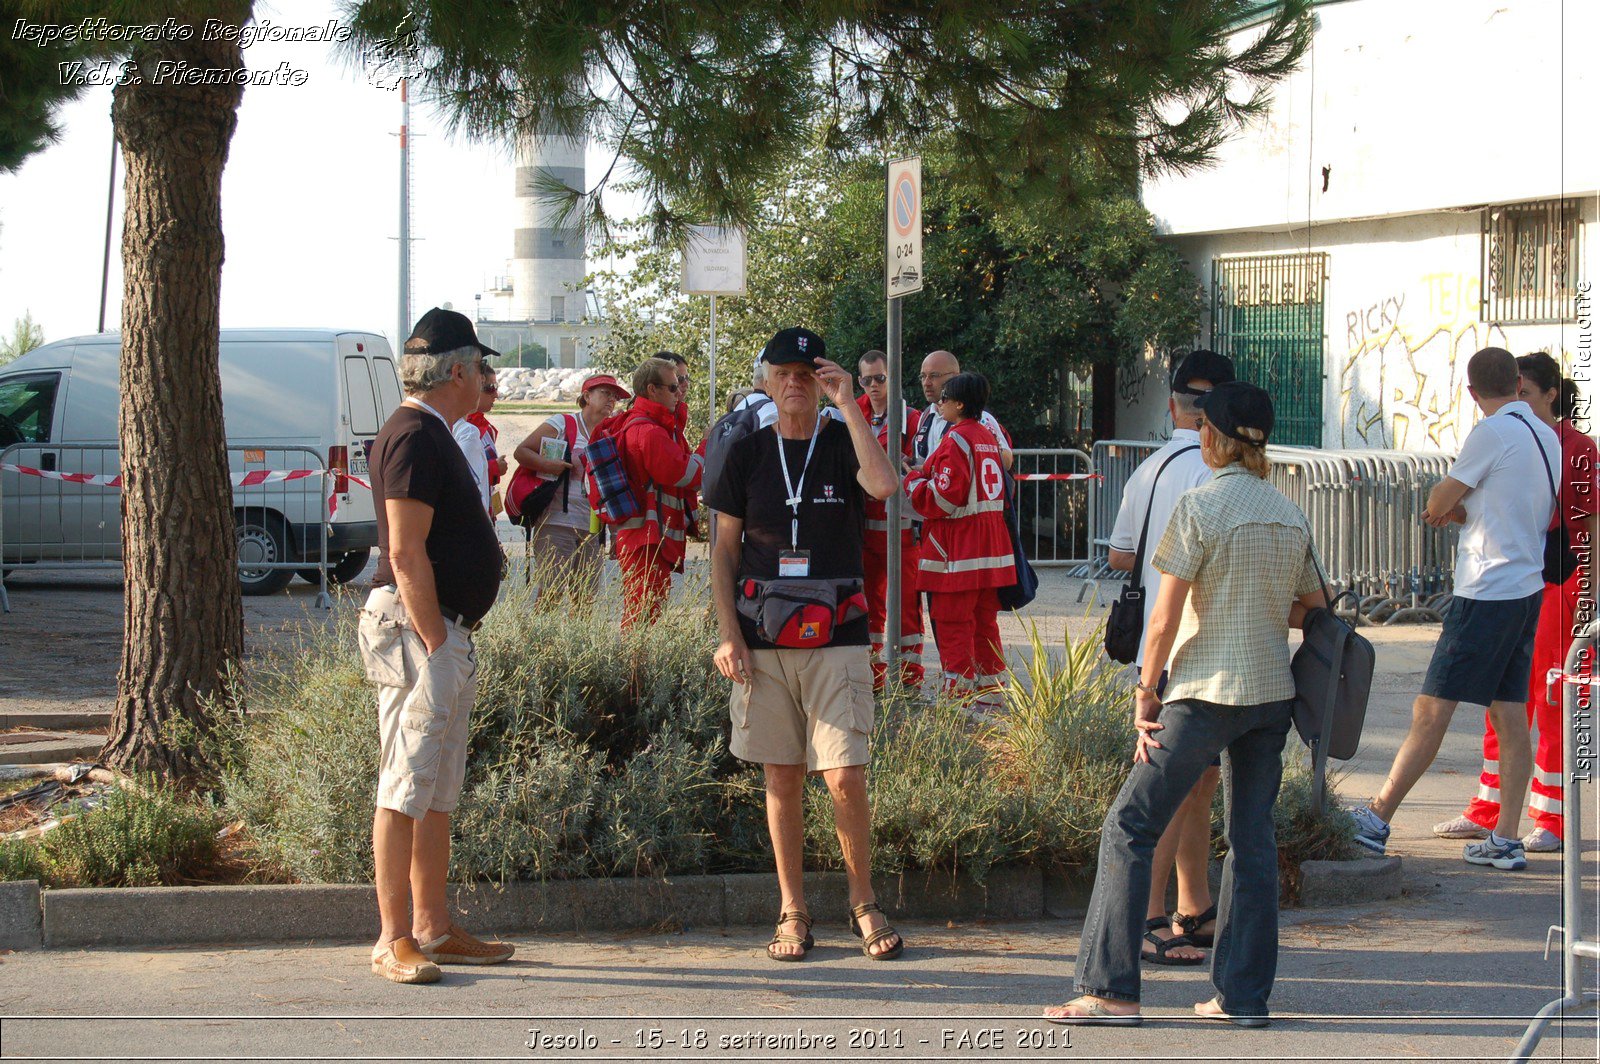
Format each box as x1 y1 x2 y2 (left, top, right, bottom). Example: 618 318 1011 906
1350 347 1559 871
913 349 1014 470
1106 349 1230 965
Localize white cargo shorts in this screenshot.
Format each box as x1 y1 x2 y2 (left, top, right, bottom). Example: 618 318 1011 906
357 586 478 821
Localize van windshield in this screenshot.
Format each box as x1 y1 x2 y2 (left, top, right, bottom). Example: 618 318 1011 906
0 373 59 446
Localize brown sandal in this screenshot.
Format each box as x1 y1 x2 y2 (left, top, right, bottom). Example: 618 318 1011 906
767 909 814 962
848 901 904 960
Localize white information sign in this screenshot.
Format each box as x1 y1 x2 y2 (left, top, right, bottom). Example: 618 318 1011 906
681 225 748 295
886 157 923 297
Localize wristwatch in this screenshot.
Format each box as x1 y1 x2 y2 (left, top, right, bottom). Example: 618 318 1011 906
1133 681 1160 696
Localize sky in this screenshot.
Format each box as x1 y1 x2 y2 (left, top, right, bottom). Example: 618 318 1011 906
0 0 636 349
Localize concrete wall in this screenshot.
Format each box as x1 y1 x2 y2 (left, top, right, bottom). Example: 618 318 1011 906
1142 0 1598 237
1122 0 1599 450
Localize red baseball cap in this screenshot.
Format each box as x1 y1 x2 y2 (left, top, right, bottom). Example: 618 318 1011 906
581 373 630 399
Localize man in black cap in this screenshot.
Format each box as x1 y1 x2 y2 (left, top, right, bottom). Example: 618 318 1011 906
359 307 512 984
705 327 905 963
1104 349 1233 967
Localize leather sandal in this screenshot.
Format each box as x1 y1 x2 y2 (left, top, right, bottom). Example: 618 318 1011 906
1173 904 1218 948
767 909 814 962
848 901 904 960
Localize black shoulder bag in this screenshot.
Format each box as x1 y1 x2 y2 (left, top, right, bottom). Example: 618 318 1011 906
1291 549 1375 816
1510 412 1580 585
1103 445 1199 664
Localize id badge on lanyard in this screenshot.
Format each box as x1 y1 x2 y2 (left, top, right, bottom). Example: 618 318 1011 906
777 420 820 576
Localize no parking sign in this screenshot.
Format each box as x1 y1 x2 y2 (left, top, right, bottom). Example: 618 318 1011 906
886 157 922 297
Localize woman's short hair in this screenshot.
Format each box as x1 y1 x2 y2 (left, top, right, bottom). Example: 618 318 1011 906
400 345 478 396
1201 419 1272 478
631 357 676 399
1517 351 1579 420
941 371 990 421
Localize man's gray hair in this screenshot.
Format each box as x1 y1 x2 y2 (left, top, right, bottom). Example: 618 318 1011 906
400 345 479 395
1171 390 1202 418
751 360 767 388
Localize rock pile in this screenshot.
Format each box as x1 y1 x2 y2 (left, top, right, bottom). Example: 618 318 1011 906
492 366 596 403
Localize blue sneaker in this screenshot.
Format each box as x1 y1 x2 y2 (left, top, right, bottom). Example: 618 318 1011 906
1349 803 1390 854
1463 835 1527 870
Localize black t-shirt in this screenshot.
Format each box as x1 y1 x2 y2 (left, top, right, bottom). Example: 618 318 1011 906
370 403 503 625
704 418 868 649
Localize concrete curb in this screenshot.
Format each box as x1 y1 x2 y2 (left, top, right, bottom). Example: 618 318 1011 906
0 856 1400 951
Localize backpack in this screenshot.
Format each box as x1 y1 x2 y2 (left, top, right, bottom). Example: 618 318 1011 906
702 393 773 501
505 414 579 528
584 411 648 525
1291 573 1375 816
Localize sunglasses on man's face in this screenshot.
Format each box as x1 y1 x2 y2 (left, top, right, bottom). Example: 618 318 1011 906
859 373 888 386
482 384 498 394
658 380 681 394
920 371 954 383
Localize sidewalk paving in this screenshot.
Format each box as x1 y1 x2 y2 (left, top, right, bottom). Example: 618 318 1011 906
0 571 1595 1060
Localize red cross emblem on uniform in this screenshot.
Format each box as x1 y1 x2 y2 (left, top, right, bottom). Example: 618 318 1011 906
980 457 1004 500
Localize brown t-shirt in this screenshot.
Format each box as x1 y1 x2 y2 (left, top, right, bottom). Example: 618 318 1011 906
370 403 502 624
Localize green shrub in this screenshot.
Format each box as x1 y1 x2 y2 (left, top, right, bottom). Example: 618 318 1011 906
221 576 1362 891
0 783 220 887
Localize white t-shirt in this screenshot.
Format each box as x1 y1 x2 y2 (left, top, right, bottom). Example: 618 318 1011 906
452 418 492 516
914 408 1010 467
1107 430 1211 667
536 412 593 531
1449 400 1560 600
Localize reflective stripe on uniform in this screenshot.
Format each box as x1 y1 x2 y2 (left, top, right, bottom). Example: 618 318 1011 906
671 455 702 488
920 553 1015 575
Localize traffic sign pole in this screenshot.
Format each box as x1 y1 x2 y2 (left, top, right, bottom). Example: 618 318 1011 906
883 156 920 686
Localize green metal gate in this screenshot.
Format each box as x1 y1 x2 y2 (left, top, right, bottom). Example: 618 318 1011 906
1211 253 1328 447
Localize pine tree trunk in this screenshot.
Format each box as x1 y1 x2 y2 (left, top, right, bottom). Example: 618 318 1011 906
100 20 250 780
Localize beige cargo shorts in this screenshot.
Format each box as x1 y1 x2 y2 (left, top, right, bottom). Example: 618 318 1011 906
728 645 875 771
357 586 478 821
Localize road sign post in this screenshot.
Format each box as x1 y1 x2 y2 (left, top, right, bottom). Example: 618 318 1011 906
682 225 748 435
884 157 922 683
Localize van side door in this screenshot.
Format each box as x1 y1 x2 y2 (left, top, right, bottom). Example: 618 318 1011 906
0 371 66 561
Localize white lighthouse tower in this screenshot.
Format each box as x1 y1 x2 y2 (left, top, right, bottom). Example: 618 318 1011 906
510 132 586 322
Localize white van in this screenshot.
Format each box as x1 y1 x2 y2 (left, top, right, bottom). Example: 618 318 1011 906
0 328 403 594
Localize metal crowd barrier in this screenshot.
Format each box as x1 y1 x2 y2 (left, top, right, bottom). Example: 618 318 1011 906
1 442 331 612
1010 448 1095 569
1085 439 1460 624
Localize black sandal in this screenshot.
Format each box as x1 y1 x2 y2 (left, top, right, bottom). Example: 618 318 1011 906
1172 905 1218 949
1141 916 1204 966
767 909 814 962
848 901 904 960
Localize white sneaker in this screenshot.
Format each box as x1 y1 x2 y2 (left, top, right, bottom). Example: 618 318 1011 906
1521 826 1562 853
1432 815 1490 839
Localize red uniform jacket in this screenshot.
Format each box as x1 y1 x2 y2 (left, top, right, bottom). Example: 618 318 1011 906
857 393 921 547
904 419 1016 591
608 397 703 567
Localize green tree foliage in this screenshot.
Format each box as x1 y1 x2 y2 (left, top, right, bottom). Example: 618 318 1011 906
589 155 1202 446
0 311 47 365
0 27 89 172
346 1 1311 233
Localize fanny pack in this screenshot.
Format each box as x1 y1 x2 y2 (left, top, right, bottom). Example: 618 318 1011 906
736 578 869 649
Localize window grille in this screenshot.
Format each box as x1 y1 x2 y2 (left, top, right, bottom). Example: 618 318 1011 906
1210 253 1328 448
1482 199 1581 325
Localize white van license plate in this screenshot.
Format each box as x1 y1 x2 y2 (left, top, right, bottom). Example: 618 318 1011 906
350 453 368 476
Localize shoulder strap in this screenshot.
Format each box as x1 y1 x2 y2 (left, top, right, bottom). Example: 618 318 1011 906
1129 445 1201 578
1509 412 1562 529
563 413 580 449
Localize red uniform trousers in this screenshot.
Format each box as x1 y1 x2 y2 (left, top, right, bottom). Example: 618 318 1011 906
928 586 1004 706
1462 573 1584 838
618 546 673 631
864 531 924 687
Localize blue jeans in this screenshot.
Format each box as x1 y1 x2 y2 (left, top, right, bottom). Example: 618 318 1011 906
1073 697 1293 1017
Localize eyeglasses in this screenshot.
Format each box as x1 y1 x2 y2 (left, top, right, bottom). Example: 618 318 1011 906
859 374 888 386
482 385 498 394
658 381 681 394
919 371 954 383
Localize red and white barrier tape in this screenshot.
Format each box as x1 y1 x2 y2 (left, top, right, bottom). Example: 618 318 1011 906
2 461 373 518
1013 472 1101 482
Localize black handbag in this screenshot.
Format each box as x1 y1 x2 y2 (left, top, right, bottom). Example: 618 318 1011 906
1104 445 1199 664
1291 550 1375 815
1510 412 1581 585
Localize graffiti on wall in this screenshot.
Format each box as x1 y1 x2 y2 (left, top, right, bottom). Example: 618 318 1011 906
1338 272 1508 450
1117 345 1171 440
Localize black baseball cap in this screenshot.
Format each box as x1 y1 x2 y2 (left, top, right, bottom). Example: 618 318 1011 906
1171 349 1235 395
404 307 499 360
1196 380 1274 444
760 326 826 366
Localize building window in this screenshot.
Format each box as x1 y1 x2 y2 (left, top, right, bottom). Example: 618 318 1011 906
1210 252 1328 448
1482 199 1581 324
550 295 565 321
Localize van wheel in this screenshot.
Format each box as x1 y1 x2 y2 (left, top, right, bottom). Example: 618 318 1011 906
297 549 371 587
236 513 294 596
